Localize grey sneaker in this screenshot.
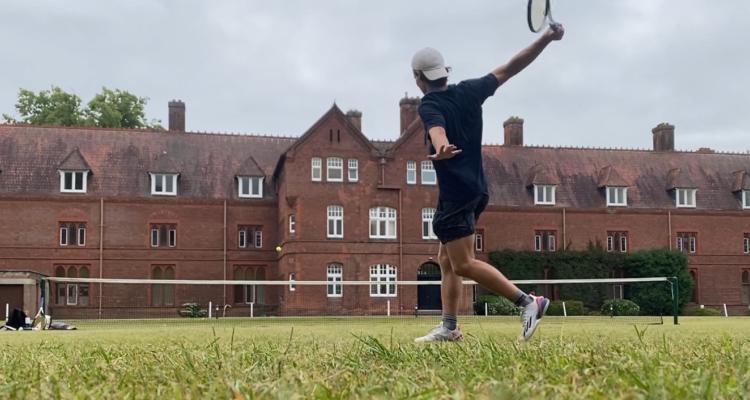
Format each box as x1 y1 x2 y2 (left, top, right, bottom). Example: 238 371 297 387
414 324 463 343
521 295 550 341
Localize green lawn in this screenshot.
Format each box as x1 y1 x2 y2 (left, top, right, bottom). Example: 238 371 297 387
1 317 749 399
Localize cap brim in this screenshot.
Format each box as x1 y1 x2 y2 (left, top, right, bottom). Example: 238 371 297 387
422 67 449 81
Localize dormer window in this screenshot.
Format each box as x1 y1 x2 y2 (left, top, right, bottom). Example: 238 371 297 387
150 173 178 196
675 188 696 208
59 170 88 193
238 176 263 198
534 184 556 205
606 187 627 207
743 190 750 209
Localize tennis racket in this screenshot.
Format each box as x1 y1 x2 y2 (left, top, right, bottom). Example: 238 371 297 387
527 0 561 33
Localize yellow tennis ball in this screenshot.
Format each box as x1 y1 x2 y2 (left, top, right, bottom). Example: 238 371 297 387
275 245 282 252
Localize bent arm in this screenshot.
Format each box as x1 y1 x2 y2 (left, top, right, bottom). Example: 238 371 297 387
492 26 564 86
428 126 462 160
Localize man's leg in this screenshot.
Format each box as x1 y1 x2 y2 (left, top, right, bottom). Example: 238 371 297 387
444 235 529 302
438 243 461 330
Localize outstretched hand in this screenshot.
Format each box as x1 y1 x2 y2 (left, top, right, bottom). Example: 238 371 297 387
545 23 565 41
428 144 462 161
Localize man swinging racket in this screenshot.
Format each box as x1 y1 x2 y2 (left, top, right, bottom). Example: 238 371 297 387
413 24 564 343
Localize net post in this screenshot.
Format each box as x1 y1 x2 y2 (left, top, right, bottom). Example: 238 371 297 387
670 276 679 325
4 303 8 322
562 301 567 317
208 301 212 319
250 302 254 318
723 304 728 317
484 302 488 317
387 300 391 317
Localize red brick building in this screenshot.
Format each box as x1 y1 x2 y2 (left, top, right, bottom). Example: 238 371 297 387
1 99 749 317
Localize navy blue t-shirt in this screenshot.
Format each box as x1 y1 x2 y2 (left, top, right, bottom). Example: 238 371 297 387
418 73 499 202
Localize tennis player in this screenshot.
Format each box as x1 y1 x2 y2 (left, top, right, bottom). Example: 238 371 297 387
413 25 564 342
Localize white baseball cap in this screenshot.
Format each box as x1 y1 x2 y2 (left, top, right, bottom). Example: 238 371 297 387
411 47 450 81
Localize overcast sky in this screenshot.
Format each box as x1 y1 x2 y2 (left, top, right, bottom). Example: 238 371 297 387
2 1 748 151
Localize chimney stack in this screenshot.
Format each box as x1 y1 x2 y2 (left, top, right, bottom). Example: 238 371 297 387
346 110 362 132
168 100 185 132
399 95 421 136
503 116 524 146
652 122 674 152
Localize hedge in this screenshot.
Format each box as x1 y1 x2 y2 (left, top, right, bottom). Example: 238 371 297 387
601 299 640 316
546 300 585 316
474 295 519 316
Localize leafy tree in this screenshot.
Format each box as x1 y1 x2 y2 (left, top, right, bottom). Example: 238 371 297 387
85 88 162 129
3 86 162 130
3 87 86 126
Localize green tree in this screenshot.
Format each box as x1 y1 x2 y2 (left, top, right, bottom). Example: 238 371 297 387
3 86 163 130
85 87 162 129
3 87 86 126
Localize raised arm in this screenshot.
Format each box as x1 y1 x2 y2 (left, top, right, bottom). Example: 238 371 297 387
428 127 462 160
492 25 564 86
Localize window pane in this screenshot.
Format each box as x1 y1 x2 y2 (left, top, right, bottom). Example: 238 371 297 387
74 172 83 190
78 227 86 246
251 178 260 195
166 175 174 192
64 172 73 190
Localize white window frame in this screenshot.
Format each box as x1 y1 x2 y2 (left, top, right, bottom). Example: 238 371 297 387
150 228 159 247
327 264 343 298
288 273 296 291
168 228 177 247
66 284 78 306
369 264 397 297
421 208 437 240
238 230 247 248
289 214 296 234
689 236 696 253
150 173 178 196
744 236 749 254
743 190 750 209
60 227 69 246
238 176 264 199
548 235 556 252
534 234 542 252
421 161 436 185
327 157 343 182
534 231 556 252
254 230 262 248
59 170 88 193
311 158 322 182
677 234 697 253
606 187 628 207
675 188 697 208
620 235 628 253
327 205 344 239
606 235 614 252
77 227 86 246
369 207 397 239
347 159 359 182
534 184 556 205
475 232 484 252
406 161 417 185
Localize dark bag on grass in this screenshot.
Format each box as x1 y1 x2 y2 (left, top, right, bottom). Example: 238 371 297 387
7 309 27 329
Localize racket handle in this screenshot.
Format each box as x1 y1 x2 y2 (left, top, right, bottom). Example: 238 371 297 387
549 22 562 32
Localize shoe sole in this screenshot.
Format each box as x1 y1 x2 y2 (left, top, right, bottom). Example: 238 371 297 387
523 298 550 341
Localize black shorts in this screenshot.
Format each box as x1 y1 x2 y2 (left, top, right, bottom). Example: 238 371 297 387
432 193 489 244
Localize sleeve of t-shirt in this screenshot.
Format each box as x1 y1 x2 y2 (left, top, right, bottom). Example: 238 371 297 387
418 102 446 132
458 73 500 106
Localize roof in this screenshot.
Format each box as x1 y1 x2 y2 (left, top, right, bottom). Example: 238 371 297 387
236 156 265 177
482 146 750 209
58 148 92 171
0 124 295 199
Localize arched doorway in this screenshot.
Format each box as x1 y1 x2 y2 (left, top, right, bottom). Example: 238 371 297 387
417 262 442 310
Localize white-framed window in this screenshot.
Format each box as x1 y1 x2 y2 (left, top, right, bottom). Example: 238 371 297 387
406 161 417 184
168 228 176 247
151 228 159 247
475 230 484 252
675 188 697 208
421 161 436 185
66 283 78 306
327 205 344 238
289 214 296 234
59 222 86 246
743 190 750 209
311 157 322 182
238 176 264 198
606 187 628 207
607 231 628 252
743 234 749 254
238 230 247 248
289 273 296 291
327 157 343 182
327 263 343 298
150 173 178 196
348 159 359 182
369 207 397 239
254 231 262 248
534 185 556 205
676 232 697 253
534 231 556 252
59 170 88 193
421 208 437 240
369 264 397 297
